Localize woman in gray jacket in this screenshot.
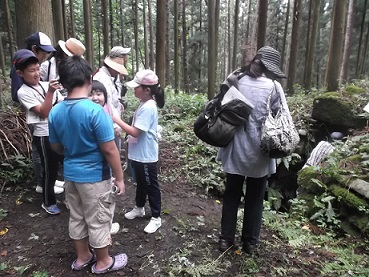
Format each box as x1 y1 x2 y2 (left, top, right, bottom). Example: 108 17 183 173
217 46 291 254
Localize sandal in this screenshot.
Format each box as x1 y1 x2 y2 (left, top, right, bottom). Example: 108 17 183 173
71 249 96 271
91 253 128 274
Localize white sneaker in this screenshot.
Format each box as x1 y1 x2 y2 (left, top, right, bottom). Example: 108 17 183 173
124 206 145 220
144 217 162 234
35 186 64 195
110 222 120 235
54 180 65 188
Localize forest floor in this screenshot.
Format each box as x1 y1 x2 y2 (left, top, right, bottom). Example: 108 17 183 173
0 140 366 277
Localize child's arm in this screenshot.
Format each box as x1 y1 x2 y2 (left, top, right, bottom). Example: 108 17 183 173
112 113 141 138
31 80 61 118
99 140 125 195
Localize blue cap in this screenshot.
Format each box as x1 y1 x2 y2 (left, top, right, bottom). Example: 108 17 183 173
13 49 39 69
26 32 56 52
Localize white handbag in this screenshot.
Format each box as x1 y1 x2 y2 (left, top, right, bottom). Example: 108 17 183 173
260 85 300 158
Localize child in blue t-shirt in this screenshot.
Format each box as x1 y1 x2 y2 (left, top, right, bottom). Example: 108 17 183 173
112 69 165 234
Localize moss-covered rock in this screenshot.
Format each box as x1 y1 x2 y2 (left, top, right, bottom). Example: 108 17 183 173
344 85 366 96
297 166 326 194
312 92 367 128
328 185 369 210
348 214 369 235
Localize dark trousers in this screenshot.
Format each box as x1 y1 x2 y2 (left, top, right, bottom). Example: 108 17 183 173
33 136 60 206
131 160 161 218
220 173 267 245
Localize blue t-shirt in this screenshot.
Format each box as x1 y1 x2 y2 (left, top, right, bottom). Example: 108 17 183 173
128 99 158 163
49 98 115 182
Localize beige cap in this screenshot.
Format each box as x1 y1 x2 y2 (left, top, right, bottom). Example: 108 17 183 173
104 56 128 75
59 38 86 56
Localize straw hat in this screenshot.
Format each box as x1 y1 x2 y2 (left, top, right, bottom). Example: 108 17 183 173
58 38 86 56
104 56 128 75
255 46 286 78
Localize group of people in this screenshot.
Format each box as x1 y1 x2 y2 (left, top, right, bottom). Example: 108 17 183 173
11 30 294 273
11 31 164 274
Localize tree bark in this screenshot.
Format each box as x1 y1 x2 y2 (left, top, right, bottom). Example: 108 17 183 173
143 0 149 69
4 0 15 57
304 0 320 91
257 0 268 49
325 0 346 91
15 0 55 47
133 0 139 71
232 0 240 70
355 0 367 76
227 0 232 74
52 0 65 42
174 0 179 93
281 0 290 71
102 0 110 56
286 0 301 95
165 0 170 85
241 0 253 67
0 35 6 77
83 0 93 66
148 0 155 69
340 0 354 83
61 0 68 39
156 0 167 87
69 0 76 37
208 0 216 99
182 0 188 93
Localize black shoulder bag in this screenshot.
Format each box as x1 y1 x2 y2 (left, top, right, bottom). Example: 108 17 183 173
193 70 253 147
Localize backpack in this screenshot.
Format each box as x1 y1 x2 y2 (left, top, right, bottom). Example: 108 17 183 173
193 70 253 147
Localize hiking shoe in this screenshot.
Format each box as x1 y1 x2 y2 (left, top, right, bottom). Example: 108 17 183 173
36 186 64 194
144 217 162 233
54 180 65 188
41 204 61 215
124 206 145 220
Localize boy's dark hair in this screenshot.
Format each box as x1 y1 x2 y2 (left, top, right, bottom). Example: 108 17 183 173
13 49 39 71
142 84 165 108
15 58 39 72
59 56 92 92
91 80 108 105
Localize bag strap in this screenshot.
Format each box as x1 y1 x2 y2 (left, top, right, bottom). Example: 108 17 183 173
266 81 278 113
217 69 247 100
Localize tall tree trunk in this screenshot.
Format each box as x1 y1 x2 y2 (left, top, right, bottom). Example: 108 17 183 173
325 0 346 92
359 17 369 77
257 0 268 49
281 0 290 71
83 0 93 66
165 0 170 85
102 0 110 56
214 0 220 80
303 0 312 78
134 0 139 71
241 0 253 67
15 0 55 47
148 0 155 69
119 0 124 46
286 0 301 95
156 0 167 87
109 0 114 46
0 35 6 77
227 0 232 74
232 0 240 70
198 0 203 81
61 0 68 39
340 0 354 83
208 0 217 99
355 0 367 76
52 0 65 42
5 0 15 57
304 0 320 91
182 0 188 93
174 0 179 93
143 0 149 69
69 0 76 37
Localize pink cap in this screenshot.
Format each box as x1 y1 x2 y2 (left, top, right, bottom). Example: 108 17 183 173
126 69 159 88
